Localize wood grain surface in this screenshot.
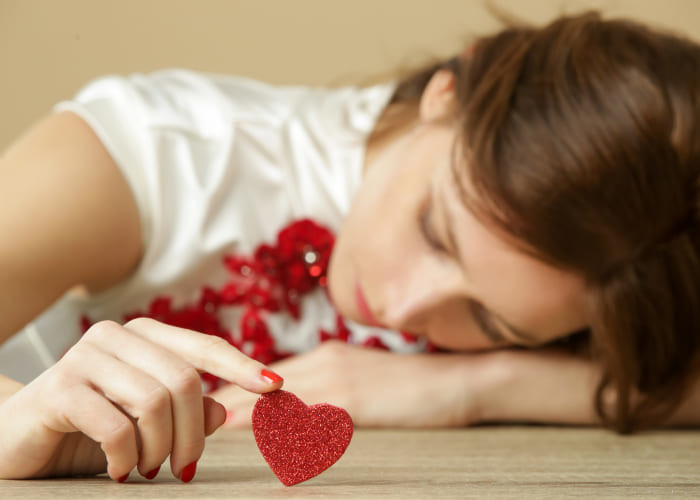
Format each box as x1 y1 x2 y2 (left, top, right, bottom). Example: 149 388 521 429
2 427 699 499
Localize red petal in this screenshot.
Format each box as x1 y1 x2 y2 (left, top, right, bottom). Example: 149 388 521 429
148 296 172 318
363 336 389 350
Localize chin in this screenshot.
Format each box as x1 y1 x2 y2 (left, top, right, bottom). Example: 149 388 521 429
326 268 363 324
326 260 348 314
326 244 367 325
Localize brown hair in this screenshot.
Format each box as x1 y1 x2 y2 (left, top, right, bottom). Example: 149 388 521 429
377 12 700 432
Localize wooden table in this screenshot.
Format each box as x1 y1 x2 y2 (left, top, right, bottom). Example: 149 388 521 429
2 427 699 499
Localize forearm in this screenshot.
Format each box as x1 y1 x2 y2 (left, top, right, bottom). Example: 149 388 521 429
478 349 700 428
478 349 601 426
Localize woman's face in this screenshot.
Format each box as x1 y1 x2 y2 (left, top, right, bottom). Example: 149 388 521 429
327 70 588 350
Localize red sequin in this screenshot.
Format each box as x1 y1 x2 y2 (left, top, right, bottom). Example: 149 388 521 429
252 390 353 486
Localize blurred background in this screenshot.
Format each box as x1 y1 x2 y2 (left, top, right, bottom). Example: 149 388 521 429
2 0 699 150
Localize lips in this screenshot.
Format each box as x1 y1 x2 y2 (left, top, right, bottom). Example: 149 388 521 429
355 282 383 328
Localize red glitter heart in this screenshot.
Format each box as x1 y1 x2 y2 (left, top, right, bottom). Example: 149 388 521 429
252 390 354 486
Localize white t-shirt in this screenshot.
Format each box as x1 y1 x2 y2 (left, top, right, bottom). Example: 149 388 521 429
0 70 428 384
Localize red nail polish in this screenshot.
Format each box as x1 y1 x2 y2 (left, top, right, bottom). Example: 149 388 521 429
180 461 197 483
144 466 160 480
261 369 283 384
117 473 129 483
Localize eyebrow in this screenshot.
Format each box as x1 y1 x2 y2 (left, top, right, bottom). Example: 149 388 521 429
438 169 542 347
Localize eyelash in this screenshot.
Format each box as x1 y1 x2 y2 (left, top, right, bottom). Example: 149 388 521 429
469 302 507 343
419 201 447 253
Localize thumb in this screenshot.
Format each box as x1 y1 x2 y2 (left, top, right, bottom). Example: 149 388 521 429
203 396 226 436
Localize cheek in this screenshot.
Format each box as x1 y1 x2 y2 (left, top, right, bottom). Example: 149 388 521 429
326 204 390 322
424 303 498 351
427 326 496 352
326 231 353 315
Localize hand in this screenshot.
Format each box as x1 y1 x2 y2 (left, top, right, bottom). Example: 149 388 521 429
0 318 282 481
211 340 492 428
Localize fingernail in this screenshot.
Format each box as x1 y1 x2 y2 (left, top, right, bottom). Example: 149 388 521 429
225 410 235 424
144 466 160 480
180 461 197 483
117 473 129 483
261 369 283 384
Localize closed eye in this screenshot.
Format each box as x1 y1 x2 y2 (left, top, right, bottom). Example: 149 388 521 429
468 300 508 344
419 195 447 253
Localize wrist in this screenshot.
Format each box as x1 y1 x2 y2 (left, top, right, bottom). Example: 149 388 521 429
467 349 517 424
0 385 107 479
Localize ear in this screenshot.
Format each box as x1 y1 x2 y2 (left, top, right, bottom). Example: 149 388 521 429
418 68 457 123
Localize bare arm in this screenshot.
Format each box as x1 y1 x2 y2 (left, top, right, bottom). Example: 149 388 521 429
0 112 293 481
481 348 700 428
0 110 142 400
478 349 601 425
210 341 700 431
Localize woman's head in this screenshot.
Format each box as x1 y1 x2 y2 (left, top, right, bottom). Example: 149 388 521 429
456 11 700 432
329 66 589 352
329 11 700 432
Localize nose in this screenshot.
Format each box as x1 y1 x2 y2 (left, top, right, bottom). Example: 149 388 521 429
380 267 465 333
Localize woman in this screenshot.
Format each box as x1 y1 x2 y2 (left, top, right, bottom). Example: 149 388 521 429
1 11 699 482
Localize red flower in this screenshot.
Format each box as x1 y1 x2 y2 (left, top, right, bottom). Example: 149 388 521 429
246 283 278 311
199 286 221 312
223 255 256 276
335 315 352 342
319 329 334 342
148 296 172 320
108 218 425 394
254 244 280 279
283 260 312 293
362 336 389 350
277 218 334 292
284 291 301 320
400 331 419 343
220 282 246 305
250 336 276 364
240 308 271 343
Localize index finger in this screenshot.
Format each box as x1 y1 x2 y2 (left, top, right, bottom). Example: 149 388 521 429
123 317 283 393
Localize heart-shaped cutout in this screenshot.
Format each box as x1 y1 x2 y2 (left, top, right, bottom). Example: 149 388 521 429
252 390 354 486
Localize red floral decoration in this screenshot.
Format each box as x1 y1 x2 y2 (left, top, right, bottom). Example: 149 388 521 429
81 218 434 392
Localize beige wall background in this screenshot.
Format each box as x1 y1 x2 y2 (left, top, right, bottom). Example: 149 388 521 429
1 0 699 151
